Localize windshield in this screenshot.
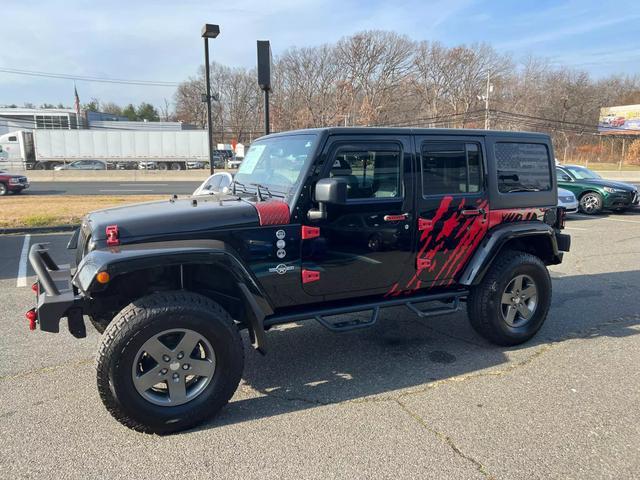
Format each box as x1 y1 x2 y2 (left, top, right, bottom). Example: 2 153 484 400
234 134 317 199
565 166 601 180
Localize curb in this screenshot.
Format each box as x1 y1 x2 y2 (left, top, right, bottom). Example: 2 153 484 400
0 224 78 235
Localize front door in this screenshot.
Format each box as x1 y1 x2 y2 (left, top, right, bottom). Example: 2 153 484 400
301 135 415 299
391 136 489 293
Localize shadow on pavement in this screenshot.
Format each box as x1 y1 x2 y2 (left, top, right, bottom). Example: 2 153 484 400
204 269 640 430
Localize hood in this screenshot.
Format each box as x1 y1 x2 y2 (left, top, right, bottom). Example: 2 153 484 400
87 196 260 241
577 178 637 191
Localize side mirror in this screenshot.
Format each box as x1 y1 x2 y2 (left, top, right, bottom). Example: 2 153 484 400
315 177 348 204
308 177 348 221
560 174 572 182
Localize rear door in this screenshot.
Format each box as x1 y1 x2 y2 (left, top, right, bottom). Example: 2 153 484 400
406 136 488 290
301 134 415 299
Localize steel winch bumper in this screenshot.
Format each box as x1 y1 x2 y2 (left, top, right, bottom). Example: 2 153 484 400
27 243 87 338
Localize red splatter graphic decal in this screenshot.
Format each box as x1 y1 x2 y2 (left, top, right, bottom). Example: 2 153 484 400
386 201 545 297
254 201 290 226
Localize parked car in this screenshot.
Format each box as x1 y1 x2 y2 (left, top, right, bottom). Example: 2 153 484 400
138 161 158 170
556 164 639 214
228 157 242 169
27 127 570 433
187 161 206 170
192 172 233 196
54 160 107 171
610 117 626 128
0 170 29 195
557 187 578 214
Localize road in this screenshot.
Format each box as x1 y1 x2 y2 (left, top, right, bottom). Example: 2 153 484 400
25 181 202 195
1 211 639 479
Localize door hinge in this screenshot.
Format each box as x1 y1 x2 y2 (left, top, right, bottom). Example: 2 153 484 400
301 225 320 239
302 269 321 284
416 258 431 270
418 218 432 231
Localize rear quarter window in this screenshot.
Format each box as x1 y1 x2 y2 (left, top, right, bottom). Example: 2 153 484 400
494 143 551 193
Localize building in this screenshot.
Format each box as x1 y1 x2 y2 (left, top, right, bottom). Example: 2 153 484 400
0 107 84 135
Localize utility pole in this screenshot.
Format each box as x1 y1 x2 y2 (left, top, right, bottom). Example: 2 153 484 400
201 24 220 175
484 71 491 130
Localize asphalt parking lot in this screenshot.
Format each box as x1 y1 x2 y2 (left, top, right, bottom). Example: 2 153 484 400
26 181 201 196
1 211 639 479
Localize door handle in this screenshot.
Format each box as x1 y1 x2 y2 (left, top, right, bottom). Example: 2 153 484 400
461 209 486 217
383 213 409 222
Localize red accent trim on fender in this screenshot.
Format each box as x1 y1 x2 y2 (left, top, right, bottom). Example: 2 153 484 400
416 258 431 269
301 269 320 284
254 201 290 226
418 218 432 231
301 225 320 239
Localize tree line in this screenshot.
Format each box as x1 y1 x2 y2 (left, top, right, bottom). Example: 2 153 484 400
173 30 640 163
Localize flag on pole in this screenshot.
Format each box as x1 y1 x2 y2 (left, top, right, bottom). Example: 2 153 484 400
73 83 80 115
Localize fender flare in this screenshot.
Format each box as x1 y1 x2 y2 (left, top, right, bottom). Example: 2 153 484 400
74 244 273 352
458 222 561 286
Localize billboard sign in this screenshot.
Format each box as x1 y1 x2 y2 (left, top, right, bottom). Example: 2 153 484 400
598 104 640 133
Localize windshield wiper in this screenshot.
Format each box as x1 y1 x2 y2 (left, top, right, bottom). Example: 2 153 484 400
231 180 248 195
249 183 284 200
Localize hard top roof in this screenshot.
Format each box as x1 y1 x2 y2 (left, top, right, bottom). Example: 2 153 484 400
262 126 550 140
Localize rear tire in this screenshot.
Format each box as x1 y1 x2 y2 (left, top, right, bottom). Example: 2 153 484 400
170 162 182 171
158 163 168 171
96 291 244 434
0 183 7 196
467 250 551 346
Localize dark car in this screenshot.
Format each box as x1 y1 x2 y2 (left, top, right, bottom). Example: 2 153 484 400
556 164 639 214
0 170 30 195
26 127 569 433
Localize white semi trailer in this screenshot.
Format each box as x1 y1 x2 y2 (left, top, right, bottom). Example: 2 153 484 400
0 129 210 170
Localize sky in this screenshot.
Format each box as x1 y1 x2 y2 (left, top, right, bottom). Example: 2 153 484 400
1 0 639 108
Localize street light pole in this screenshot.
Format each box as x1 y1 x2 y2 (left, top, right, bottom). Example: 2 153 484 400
202 24 220 175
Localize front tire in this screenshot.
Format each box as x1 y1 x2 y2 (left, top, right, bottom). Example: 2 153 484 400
579 192 603 215
467 250 551 346
96 291 244 434
0 183 7 196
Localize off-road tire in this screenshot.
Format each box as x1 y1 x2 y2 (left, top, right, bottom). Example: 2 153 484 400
0 183 7 196
579 191 603 215
467 250 551 346
96 291 244 434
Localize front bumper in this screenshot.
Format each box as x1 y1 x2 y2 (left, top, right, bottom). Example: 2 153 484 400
604 191 639 209
28 243 87 338
9 182 29 191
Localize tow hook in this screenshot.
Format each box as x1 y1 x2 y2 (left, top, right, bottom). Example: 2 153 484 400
25 309 37 330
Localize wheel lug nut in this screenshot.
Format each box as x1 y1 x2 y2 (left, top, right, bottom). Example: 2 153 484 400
172 373 179 380
177 352 184 360
182 364 190 370
160 368 168 375
162 355 170 362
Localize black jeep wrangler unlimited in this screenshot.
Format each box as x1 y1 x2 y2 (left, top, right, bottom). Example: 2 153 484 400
27 128 570 433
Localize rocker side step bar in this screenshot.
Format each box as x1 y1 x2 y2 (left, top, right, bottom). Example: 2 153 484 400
263 290 468 333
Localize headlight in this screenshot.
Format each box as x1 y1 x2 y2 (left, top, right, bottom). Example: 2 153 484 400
603 186 626 193
8 178 20 184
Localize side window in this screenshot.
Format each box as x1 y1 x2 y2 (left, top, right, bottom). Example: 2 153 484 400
8 136 17 142
329 147 401 200
556 168 572 181
421 141 482 195
495 143 551 193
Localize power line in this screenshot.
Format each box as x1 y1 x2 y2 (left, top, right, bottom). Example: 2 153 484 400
0 67 180 87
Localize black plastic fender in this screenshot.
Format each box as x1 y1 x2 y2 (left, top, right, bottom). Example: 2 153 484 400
458 222 563 286
74 240 273 351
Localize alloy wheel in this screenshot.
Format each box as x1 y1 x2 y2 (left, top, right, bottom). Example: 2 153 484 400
131 328 216 407
500 274 538 327
580 194 600 214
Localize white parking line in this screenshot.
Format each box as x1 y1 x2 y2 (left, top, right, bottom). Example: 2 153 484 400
17 234 31 288
574 214 640 224
118 183 168 186
99 189 155 192
564 226 588 231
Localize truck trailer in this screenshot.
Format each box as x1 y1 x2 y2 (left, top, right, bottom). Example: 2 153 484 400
0 129 210 170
